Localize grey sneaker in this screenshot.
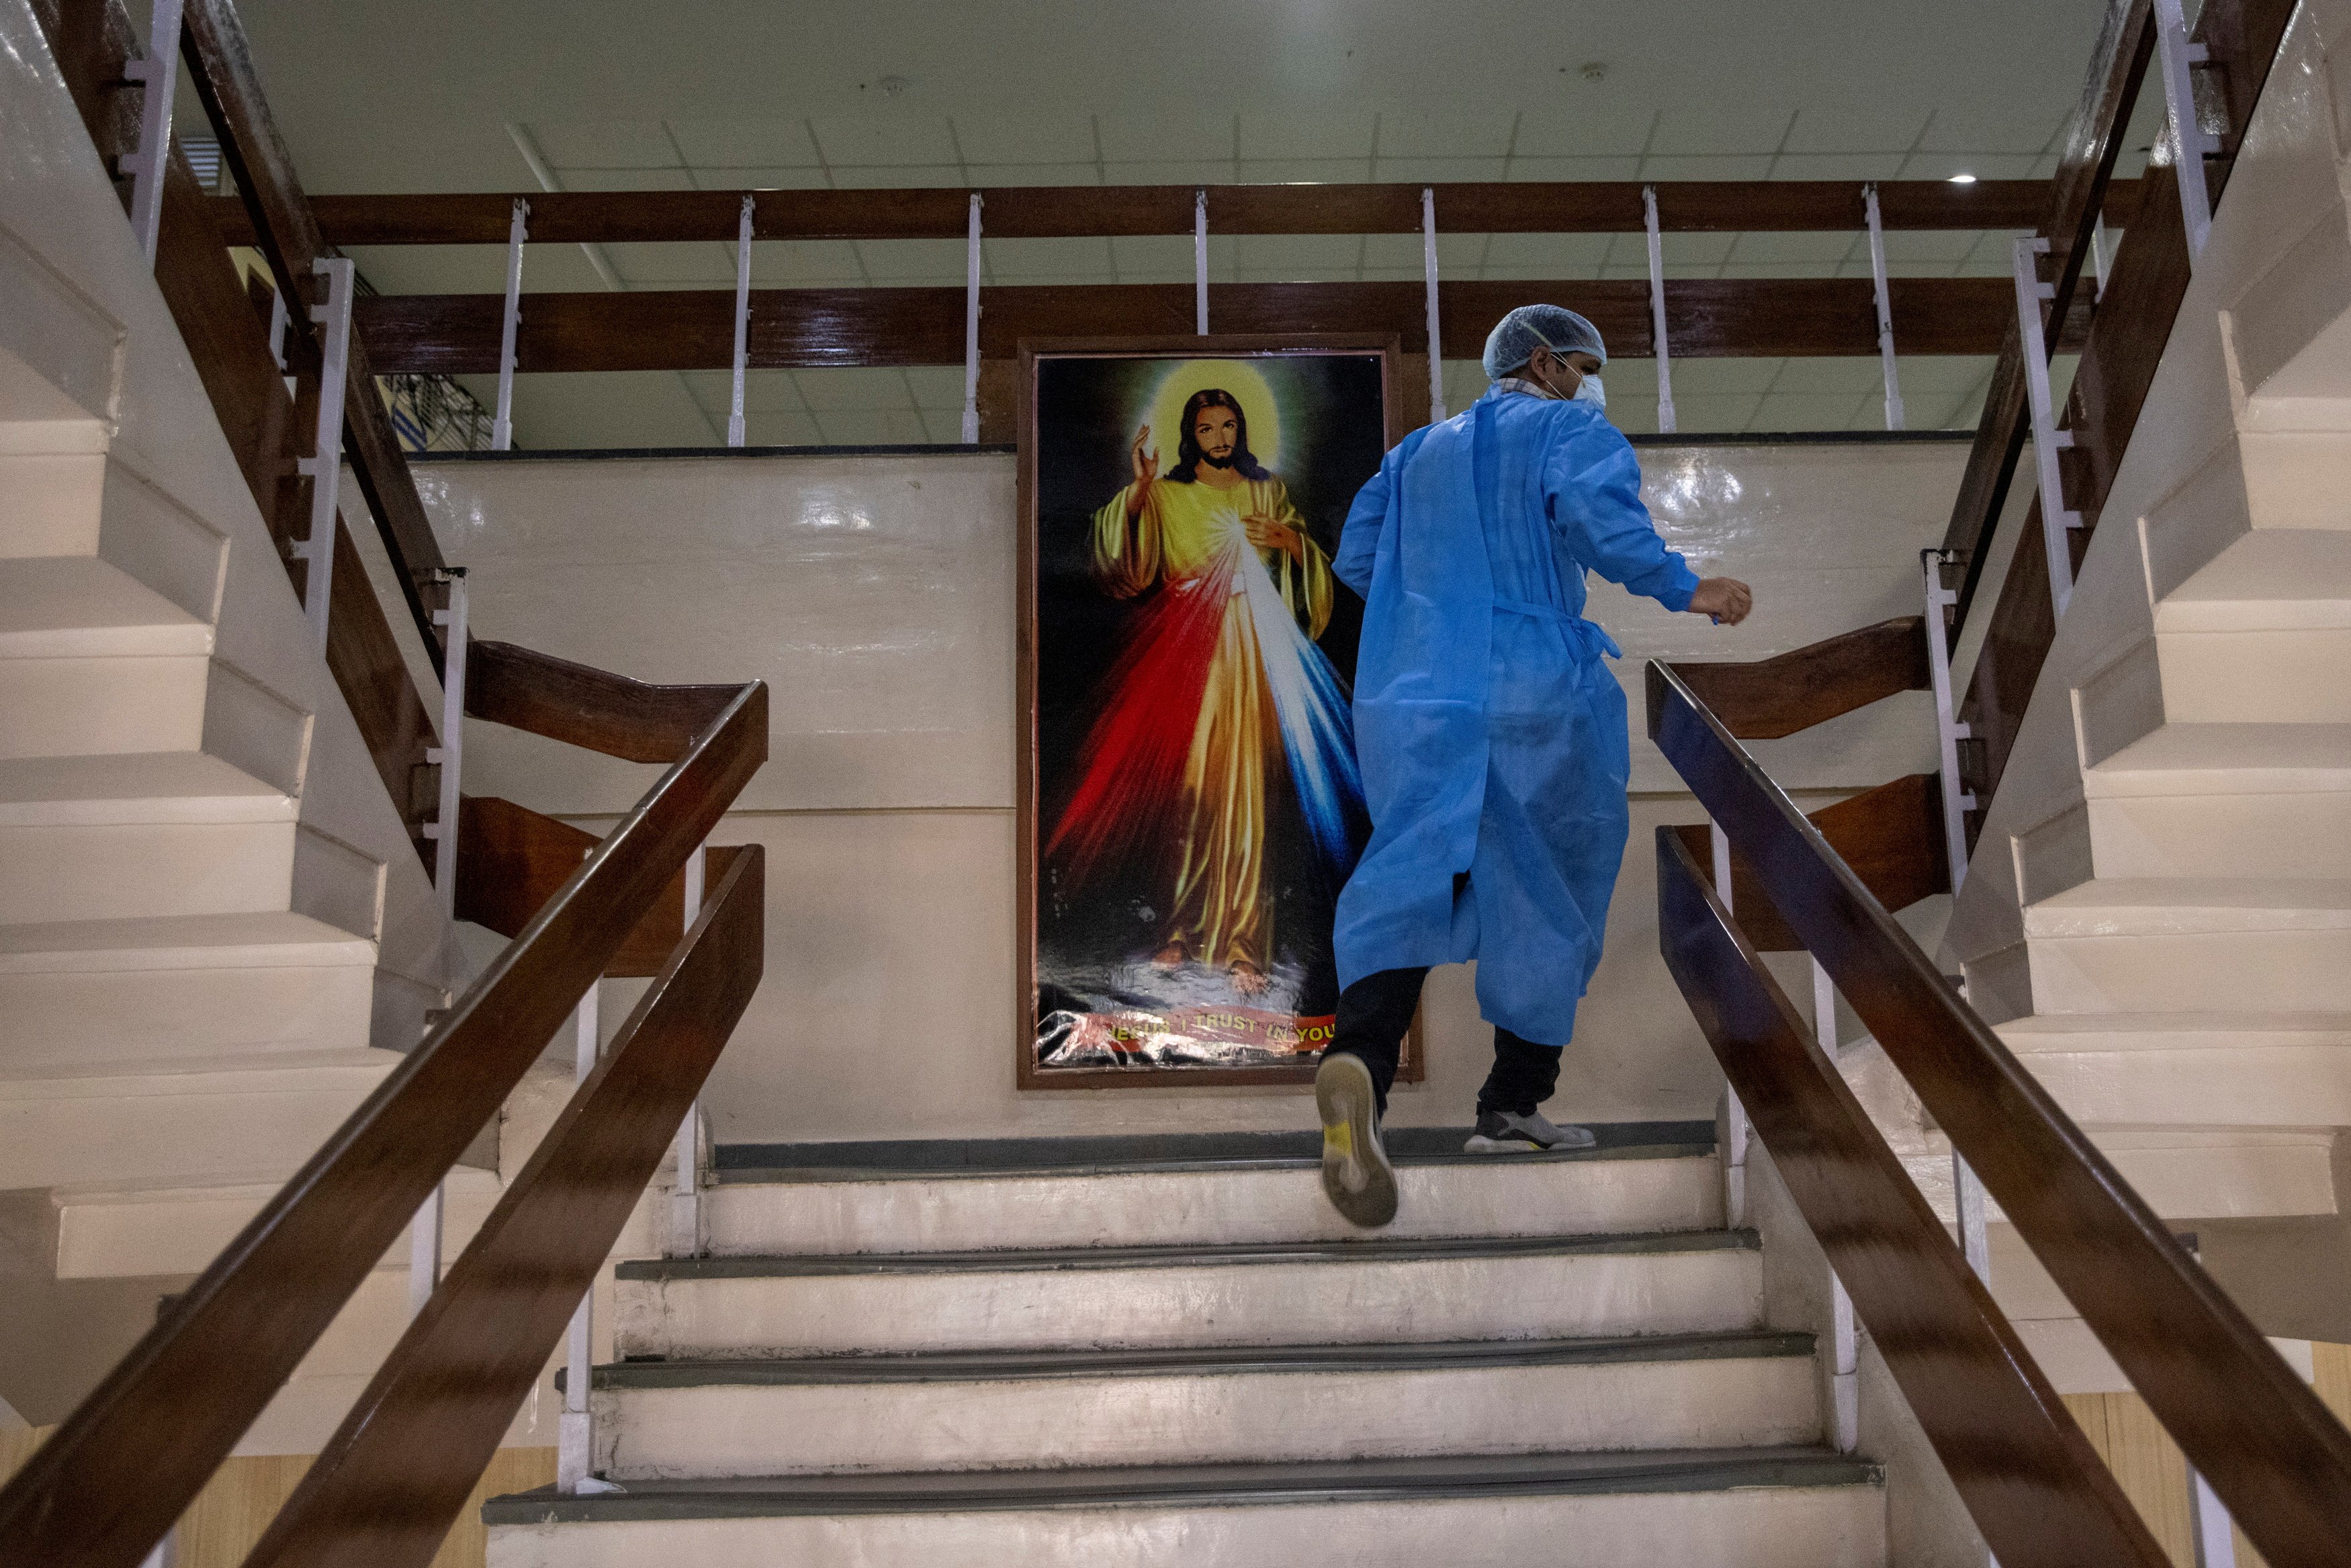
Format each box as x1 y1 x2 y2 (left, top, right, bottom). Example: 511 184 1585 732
1465 1108 1597 1153
1314 1052 1397 1228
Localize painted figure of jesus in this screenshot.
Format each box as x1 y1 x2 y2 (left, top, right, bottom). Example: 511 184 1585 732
1047 387 1362 999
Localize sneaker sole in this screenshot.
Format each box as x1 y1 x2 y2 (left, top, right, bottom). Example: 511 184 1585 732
1313 1054 1396 1229
1463 1132 1599 1154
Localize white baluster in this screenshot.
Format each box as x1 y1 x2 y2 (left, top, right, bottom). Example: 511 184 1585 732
1643 185 1676 433
121 0 184 265
961 193 984 443
491 198 529 451
1863 183 1906 430
727 195 753 448
1194 189 1209 336
2010 236 2081 618
1420 188 1446 424
293 258 355 652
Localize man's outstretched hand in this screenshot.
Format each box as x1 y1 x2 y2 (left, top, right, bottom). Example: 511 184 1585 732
1688 577 1754 626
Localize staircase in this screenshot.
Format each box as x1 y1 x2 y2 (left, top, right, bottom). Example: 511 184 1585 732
483 1128 1886 1567
1928 0 2351 1368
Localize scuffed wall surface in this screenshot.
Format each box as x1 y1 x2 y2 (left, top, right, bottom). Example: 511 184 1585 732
418 437 1957 1142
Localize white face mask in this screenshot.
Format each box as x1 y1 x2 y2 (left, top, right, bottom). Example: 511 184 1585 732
1573 373 1606 410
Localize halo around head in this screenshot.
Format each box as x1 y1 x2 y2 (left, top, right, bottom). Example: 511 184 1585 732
1146 359 1282 473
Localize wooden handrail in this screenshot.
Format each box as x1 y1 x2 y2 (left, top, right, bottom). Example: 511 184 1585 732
0 662 768 1568
175 0 449 669
240 846 765 1568
465 640 746 762
1661 616 1928 741
1648 659 2351 1567
1654 830 2165 1567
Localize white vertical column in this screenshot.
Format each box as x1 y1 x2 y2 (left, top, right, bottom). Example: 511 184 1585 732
138 1530 176 1568
2153 0 2217 264
2090 215 2113 302
294 258 356 653
556 986 617 1495
1863 183 1906 430
668 843 709 1256
2011 236 2082 618
1810 955 1860 1451
1708 819 1745 1226
1954 1156 1992 1283
1642 186 1677 433
491 198 529 451
727 195 754 448
122 0 184 265
1194 189 1210 335
1420 188 1447 425
961 193 984 444
1922 551 1976 891
427 569 470 914
408 568 468 1318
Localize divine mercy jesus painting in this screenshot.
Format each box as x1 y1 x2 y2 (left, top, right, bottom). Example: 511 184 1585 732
1020 338 1413 1085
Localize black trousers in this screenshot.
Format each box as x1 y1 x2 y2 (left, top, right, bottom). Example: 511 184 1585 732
1322 966 1562 1120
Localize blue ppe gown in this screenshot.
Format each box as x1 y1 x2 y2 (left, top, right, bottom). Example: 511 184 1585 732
1331 385 1699 1046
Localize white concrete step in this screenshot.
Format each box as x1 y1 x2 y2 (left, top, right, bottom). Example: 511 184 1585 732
588 1332 1820 1482
38 1163 504 1281
2085 724 2351 878
482 1447 1886 1568
2156 528 2351 632
616 1230 1764 1361
2156 629 2351 723
0 753 294 923
1997 1011 2351 1125
0 452 104 557
0 557 211 758
0 911 376 1068
707 1125 1721 1256
1900 1124 2338 1224
0 1046 395 1189
2023 877 2351 1012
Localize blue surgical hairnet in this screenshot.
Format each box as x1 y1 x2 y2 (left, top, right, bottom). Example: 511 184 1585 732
1481 304 1607 381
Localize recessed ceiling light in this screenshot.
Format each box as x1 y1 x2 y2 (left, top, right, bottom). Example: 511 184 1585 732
1948 172 1978 185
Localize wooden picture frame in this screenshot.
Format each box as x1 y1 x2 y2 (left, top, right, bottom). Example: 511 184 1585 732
1015 334 1423 1090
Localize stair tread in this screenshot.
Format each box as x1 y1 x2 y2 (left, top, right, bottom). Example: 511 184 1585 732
0 910 375 970
621 1228 1757 1281
483 1445 1879 1524
2161 530 2351 629
0 751 291 825
0 1045 395 1094
2087 723 2351 795
715 1121 1716 1186
587 1330 1815 1390
2025 876 2351 935
0 557 210 656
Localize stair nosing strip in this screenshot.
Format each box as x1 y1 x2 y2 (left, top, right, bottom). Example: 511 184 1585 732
480 1448 1883 1525
583 1329 1816 1390
617 1228 1761 1281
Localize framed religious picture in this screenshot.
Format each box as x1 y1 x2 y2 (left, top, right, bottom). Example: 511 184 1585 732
1017 334 1422 1088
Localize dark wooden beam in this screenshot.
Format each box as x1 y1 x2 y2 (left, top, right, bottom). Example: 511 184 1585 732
206 178 2145 248
355 277 2094 375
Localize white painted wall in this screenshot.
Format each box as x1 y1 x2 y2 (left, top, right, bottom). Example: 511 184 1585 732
418 436 1960 1144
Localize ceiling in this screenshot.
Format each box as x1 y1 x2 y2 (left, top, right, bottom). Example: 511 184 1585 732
213 1 2162 446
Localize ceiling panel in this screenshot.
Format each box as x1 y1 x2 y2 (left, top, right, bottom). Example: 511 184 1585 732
952 112 1100 165
666 120 824 167
525 120 681 169
806 117 961 167
1237 109 1378 161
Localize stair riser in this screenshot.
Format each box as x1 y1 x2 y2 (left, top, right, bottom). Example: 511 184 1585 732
0 821 294 923
707 1157 1722 1257
2018 1046 2351 1125
0 655 207 757
592 1355 1818 1480
2086 794 2351 879
617 1247 1764 1359
484 1485 1887 1568
2158 631 2351 723
0 962 375 1066
52 1173 505 1281
0 1070 390 1188
2027 929 2351 1013
0 453 105 556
